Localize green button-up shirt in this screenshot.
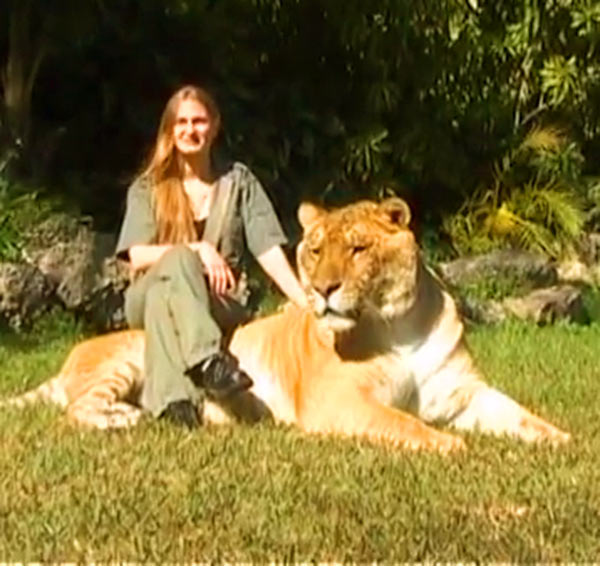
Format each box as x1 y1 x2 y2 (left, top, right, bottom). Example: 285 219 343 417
116 161 288 276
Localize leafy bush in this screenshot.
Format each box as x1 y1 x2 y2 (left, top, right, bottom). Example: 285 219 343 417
3 1 600 232
580 286 600 324
444 127 587 259
583 178 600 230
451 272 540 303
0 176 70 262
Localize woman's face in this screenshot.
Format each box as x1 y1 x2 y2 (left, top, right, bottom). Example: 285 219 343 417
172 98 217 156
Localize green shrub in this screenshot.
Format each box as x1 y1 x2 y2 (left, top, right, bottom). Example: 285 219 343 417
0 171 79 261
451 272 539 303
444 127 587 259
0 178 67 262
580 286 600 324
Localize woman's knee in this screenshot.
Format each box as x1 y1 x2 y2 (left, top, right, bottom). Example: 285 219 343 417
156 244 204 277
152 245 211 301
163 244 199 265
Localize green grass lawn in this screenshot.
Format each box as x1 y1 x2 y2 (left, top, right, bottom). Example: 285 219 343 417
0 315 599 561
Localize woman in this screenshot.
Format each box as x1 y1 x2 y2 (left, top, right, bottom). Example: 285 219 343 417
116 85 307 429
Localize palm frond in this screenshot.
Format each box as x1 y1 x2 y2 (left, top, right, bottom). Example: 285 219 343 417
513 216 558 256
519 125 566 154
533 185 585 238
444 125 587 259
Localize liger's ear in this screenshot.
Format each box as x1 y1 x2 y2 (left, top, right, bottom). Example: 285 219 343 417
298 202 326 230
380 197 411 227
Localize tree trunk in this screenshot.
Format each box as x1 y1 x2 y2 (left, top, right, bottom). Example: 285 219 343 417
1 0 46 153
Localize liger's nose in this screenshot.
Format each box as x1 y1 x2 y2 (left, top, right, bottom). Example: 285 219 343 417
314 280 341 298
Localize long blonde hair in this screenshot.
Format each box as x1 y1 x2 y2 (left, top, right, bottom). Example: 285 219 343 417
140 85 221 244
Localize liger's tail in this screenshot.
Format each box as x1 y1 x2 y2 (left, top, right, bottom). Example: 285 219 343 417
0 376 68 410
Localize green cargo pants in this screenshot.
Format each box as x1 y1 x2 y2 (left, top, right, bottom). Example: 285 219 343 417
125 245 248 417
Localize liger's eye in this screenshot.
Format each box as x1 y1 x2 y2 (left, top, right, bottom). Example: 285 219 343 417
352 244 369 255
309 247 321 257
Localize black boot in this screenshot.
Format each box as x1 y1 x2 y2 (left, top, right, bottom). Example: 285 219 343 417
186 351 253 400
160 399 202 429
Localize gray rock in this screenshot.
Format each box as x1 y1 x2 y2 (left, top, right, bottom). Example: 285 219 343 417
439 250 557 288
457 284 585 325
502 284 585 324
25 215 97 309
82 256 131 331
456 295 507 325
0 262 55 329
555 258 598 286
579 232 600 264
0 212 130 331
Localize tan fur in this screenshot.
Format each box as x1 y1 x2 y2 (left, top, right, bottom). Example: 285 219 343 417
289 198 570 445
229 305 461 451
1 330 146 429
2 198 570 450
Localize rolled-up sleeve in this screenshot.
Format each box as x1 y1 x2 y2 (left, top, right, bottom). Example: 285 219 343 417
239 165 288 258
115 178 157 260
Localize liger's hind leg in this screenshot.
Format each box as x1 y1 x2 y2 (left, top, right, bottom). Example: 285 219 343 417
64 360 145 429
67 391 143 429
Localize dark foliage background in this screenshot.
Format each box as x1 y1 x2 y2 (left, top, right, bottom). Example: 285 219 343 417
2 0 599 241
